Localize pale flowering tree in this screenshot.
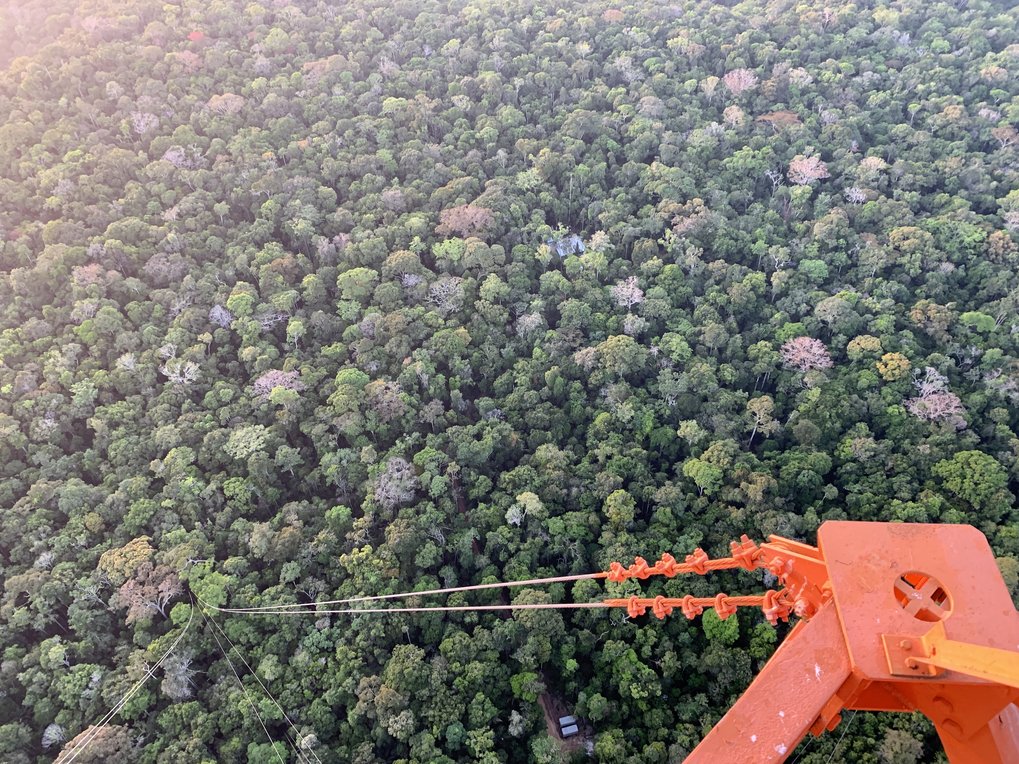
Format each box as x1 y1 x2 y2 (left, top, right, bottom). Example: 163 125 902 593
905 367 966 428
161 652 195 701
209 304 233 327
505 491 545 528
857 155 888 183
788 155 830 185
1003 209 1019 235
844 187 868 204
781 336 834 372
71 263 105 288
980 65 1008 83
174 49 202 72
991 126 1017 149
515 312 543 336
42 724 66 750
105 80 124 99
55 724 134 763
381 186 406 212
110 562 182 623
788 67 813 86
703 121 725 138
365 380 406 422
723 105 745 127
622 314 648 336
505 503 525 526
357 314 379 339
130 111 159 135
913 366 950 398
160 358 200 386
252 369 305 401
435 204 494 238
255 310 288 331
115 352 137 371
373 457 419 510
572 346 598 372
906 393 966 426
401 273 424 288
170 293 192 317
611 54 642 84
670 198 714 235
588 230 611 252
207 92 246 115
700 75 720 102
611 276 644 310
999 191 1019 234
428 276 465 315
69 300 96 322
638 95 665 118
722 68 758 96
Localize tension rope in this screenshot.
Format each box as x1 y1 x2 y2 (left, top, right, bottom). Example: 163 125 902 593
213 572 600 612
204 535 800 625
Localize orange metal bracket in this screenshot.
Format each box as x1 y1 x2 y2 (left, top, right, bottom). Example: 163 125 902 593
883 621 1019 689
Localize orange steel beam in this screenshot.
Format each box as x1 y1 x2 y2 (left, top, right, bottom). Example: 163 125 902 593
990 704 1019 756
686 601 851 764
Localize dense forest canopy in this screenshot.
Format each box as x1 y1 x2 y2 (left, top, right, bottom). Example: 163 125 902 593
1 0 1018 761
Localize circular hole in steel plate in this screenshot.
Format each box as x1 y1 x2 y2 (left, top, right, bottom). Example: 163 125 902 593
893 571 951 622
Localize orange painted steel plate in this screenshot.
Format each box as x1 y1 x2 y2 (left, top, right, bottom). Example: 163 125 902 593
817 521 1019 683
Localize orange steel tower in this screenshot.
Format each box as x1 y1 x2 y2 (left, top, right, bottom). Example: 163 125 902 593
669 521 1019 763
